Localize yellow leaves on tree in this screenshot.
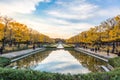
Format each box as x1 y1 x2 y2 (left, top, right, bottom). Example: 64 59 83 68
0 16 53 43
67 15 120 44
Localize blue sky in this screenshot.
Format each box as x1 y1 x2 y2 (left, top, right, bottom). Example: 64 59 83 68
0 0 120 39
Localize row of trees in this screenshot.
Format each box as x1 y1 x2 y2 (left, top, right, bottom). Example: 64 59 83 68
0 16 53 49
66 15 120 53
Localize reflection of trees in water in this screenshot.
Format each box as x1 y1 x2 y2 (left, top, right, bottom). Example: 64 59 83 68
69 50 107 72
11 50 52 69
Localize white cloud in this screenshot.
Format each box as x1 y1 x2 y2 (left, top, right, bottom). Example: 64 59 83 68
12 14 94 39
47 10 95 20
0 0 120 39
97 7 120 17
46 0 98 20
0 0 47 15
46 0 120 21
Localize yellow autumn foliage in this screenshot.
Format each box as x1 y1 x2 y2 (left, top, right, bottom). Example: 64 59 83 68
66 15 120 44
0 16 53 43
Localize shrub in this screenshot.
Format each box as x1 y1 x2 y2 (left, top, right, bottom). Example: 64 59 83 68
0 68 120 80
109 57 120 68
0 57 10 67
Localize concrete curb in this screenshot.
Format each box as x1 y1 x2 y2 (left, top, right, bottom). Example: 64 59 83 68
74 48 108 62
11 48 46 62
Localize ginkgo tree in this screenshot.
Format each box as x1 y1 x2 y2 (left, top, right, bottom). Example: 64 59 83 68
66 15 120 53
0 16 53 50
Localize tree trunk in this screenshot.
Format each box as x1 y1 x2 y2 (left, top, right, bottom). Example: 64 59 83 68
112 42 115 53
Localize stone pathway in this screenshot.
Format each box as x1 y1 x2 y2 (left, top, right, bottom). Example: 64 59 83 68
77 48 117 58
0 48 45 59
75 48 118 62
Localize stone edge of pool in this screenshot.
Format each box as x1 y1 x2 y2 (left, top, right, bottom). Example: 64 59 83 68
74 48 116 72
75 48 110 62
11 48 46 63
1 48 46 63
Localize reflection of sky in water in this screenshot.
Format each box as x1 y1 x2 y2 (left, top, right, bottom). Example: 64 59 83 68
33 50 91 74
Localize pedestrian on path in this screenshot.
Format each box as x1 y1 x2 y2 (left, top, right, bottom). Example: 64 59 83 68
95 47 97 53
0 46 3 54
107 48 110 56
33 44 35 50
97 47 100 52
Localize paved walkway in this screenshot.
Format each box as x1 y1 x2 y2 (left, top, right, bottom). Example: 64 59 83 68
78 48 117 58
0 48 45 59
75 48 118 62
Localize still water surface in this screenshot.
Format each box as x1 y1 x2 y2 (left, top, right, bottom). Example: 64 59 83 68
10 49 107 74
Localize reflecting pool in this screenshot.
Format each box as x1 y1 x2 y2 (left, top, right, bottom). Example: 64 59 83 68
10 49 107 74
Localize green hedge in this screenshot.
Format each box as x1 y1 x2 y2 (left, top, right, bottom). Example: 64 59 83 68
0 57 10 67
0 68 120 80
63 44 74 48
109 57 120 68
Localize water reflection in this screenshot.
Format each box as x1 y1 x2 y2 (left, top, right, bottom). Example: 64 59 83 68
10 49 107 74
10 50 51 69
33 50 90 74
69 50 107 72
